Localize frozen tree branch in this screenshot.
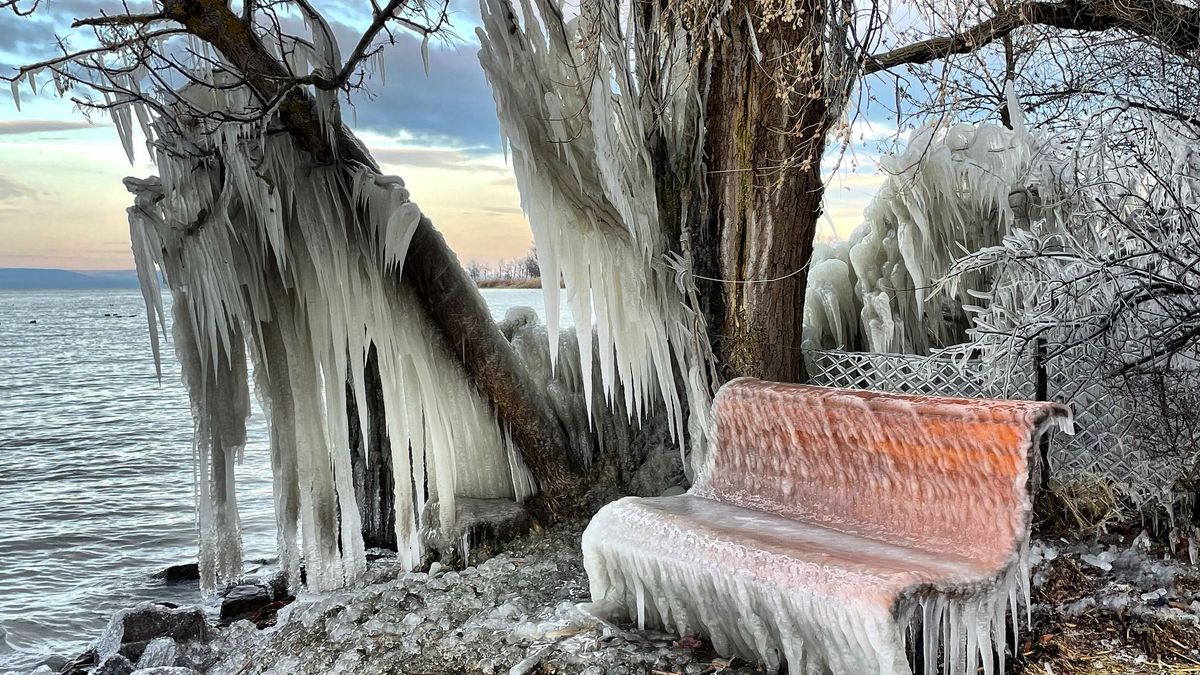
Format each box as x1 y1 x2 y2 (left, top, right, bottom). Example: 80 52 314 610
72 12 169 28
865 0 1200 74
8 0 585 520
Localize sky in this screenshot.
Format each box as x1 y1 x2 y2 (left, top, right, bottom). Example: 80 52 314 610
0 1 885 271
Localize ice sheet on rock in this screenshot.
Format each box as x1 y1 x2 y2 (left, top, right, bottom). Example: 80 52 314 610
583 379 1071 675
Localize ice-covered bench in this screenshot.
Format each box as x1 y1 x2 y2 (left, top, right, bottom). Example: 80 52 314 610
582 378 1070 675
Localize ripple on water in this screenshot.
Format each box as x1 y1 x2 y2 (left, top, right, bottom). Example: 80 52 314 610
0 289 276 673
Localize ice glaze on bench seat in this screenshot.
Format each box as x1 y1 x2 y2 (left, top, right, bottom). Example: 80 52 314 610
582 378 1070 675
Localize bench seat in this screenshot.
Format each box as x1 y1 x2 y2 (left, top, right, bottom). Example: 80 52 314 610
583 379 1070 675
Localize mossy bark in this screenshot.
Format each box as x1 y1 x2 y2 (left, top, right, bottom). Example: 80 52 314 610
693 0 834 384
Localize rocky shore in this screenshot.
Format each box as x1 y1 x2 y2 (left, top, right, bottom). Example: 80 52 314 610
28 524 1200 675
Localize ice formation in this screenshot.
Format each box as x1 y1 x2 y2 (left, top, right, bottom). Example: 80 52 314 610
583 378 1071 675
501 308 632 470
803 88 1055 355
477 0 718 473
8 3 714 597
12 25 543 594
126 148 532 593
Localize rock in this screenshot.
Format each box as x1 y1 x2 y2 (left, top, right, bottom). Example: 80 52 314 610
422 498 532 565
130 668 199 675
659 485 687 497
152 563 199 583
94 653 134 675
57 648 97 675
95 602 209 663
33 654 68 672
172 639 220 672
219 584 273 623
136 637 178 668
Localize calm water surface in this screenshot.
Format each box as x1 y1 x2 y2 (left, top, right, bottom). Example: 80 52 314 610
0 287 563 673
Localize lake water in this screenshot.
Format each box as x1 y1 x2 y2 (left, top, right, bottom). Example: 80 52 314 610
0 287 564 673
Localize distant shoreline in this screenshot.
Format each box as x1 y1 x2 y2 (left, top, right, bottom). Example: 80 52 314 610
1 269 554 291
0 268 143 290
475 278 544 289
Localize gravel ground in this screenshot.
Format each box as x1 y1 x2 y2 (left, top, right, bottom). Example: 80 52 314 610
207 524 761 675
54 520 1200 675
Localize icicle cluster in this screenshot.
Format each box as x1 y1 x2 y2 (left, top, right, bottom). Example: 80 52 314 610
477 0 717 474
501 309 633 470
803 88 1054 354
71 28 536 594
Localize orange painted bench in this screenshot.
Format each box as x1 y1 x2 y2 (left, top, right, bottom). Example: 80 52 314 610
582 378 1070 675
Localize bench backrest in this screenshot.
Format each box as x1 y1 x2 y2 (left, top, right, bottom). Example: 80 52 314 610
691 378 1070 569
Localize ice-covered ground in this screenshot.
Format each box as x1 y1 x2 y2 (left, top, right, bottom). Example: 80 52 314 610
46 519 1200 675
203 525 1200 675
207 524 758 675
1022 534 1200 674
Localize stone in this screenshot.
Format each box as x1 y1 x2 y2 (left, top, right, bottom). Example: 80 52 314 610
219 584 273 623
33 654 68 672
94 653 134 675
137 637 178 668
152 563 200 583
421 498 532 565
56 648 97 675
95 602 209 663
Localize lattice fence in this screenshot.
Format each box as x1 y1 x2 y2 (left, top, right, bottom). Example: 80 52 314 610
804 348 1187 506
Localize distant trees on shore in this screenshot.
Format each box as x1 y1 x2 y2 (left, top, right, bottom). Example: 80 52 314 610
466 247 541 287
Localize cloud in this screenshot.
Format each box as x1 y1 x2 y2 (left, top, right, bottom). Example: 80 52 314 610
372 146 510 173
0 119 100 134
0 174 33 203
314 8 502 149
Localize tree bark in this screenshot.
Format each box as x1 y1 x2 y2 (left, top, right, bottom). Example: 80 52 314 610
695 1 833 383
349 346 396 549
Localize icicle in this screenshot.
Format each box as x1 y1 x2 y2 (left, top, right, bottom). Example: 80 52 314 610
421 33 430 76
477 0 717 472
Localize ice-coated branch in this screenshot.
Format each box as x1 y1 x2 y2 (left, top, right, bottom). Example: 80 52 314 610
5 28 185 82
6 0 593 590
72 12 169 28
865 0 1200 75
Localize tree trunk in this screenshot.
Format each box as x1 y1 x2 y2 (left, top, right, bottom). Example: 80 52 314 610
694 1 834 384
400 219 587 519
349 346 396 549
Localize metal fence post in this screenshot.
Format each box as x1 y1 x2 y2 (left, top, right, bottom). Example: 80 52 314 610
1034 337 1051 489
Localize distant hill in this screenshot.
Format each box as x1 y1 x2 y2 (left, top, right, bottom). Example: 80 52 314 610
0 268 144 290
